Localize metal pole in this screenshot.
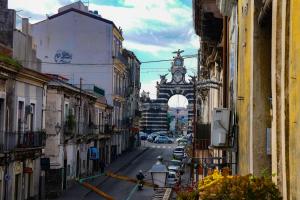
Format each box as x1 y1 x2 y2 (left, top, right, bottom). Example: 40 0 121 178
191 79 197 182
77 78 82 140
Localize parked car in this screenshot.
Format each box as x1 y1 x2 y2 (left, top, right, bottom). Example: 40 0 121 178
173 146 186 160
147 133 159 142
168 165 181 174
139 132 148 140
178 140 188 147
154 136 173 144
176 138 188 145
167 171 179 186
169 159 184 174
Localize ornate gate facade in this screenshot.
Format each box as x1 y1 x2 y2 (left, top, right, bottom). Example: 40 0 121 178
140 50 196 134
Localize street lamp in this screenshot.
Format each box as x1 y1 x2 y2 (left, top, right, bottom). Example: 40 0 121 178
55 122 62 134
149 156 168 188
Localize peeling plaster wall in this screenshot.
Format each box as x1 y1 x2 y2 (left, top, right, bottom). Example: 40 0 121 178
288 1 300 198
237 0 272 176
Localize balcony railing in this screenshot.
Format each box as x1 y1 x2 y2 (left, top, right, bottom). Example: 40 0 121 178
194 139 210 150
0 131 46 152
62 122 114 137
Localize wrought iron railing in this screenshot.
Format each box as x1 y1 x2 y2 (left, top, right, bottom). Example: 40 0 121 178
0 131 46 152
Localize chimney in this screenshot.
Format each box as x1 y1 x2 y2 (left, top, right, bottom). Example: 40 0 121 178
22 18 29 34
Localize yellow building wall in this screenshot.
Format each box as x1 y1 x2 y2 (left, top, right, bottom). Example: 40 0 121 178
237 0 253 175
237 0 272 176
288 0 300 198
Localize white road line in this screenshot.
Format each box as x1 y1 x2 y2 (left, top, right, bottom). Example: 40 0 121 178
162 146 166 149
151 146 155 148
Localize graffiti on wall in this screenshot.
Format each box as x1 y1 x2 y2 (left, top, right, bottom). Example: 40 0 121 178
54 50 72 64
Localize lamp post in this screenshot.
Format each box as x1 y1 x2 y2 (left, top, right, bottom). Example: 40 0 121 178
149 156 168 188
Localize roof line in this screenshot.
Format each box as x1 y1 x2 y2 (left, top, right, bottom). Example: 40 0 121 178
45 8 122 36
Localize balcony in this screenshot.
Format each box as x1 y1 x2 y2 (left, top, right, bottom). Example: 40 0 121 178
0 131 46 152
113 52 128 66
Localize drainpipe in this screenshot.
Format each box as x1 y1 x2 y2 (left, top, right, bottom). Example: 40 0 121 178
222 16 228 108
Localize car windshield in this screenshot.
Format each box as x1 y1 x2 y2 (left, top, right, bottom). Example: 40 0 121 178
174 147 184 152
168 173 176 178
170 160 181 166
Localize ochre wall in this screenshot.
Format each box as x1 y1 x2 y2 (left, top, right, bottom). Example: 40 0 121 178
237 0 272 175
288 0 300 198
237 0 253 175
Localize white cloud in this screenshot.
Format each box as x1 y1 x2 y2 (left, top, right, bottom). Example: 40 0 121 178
8 0 63 15
89 2 191 32
124 40 172 55
140 79 159 99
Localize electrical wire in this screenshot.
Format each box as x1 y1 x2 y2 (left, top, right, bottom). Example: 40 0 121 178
18 54 198 67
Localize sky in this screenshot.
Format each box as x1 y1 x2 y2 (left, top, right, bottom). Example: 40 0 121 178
8 0 199 107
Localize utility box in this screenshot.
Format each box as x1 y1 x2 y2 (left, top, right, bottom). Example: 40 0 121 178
211 108 230 147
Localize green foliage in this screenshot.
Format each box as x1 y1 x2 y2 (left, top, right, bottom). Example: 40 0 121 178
0 54 22 69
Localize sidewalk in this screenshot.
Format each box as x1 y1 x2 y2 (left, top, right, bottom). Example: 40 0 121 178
56 147 149 200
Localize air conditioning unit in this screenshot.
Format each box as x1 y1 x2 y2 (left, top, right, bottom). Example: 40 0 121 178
211 108 230 147
25 105 34 115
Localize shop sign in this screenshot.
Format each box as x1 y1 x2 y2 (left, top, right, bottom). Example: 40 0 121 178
89 147 99 160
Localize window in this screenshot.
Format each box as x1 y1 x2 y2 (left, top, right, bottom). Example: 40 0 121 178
64 103 69 120
28 103 35 131
0 98 4 131
82 160 86 170
67 165 71 176
17 101 24 132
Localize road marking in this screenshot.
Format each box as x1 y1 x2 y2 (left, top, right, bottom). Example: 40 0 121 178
162 146 166 149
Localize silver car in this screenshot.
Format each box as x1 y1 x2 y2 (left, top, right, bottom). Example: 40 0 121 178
173 146 186 160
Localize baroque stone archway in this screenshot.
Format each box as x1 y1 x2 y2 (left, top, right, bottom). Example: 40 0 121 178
140 50 196 134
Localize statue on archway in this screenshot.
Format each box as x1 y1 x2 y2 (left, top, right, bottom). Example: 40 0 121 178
159 73 168 84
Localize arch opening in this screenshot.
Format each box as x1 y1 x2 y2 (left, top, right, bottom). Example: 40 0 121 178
167 95 189 136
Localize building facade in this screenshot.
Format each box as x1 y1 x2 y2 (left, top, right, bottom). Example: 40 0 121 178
0 1 50 199
31 1 137 156
123 49 141 149
44 75 112 197
193 0 300 199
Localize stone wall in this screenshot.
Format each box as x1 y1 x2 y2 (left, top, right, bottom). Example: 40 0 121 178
0 7 15 47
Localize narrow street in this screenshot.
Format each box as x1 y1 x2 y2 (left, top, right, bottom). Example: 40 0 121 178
56 141 184 200
86 142 174 200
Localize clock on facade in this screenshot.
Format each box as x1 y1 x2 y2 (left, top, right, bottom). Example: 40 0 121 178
174 58 182 66
173 70 183 83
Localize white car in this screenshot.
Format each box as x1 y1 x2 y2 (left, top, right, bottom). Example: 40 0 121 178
173 146 186 160
167 171 179 186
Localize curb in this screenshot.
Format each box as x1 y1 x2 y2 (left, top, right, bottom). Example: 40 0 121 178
83 147 149 197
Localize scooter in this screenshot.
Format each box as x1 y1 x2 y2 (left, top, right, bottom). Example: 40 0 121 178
137 182 143 190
